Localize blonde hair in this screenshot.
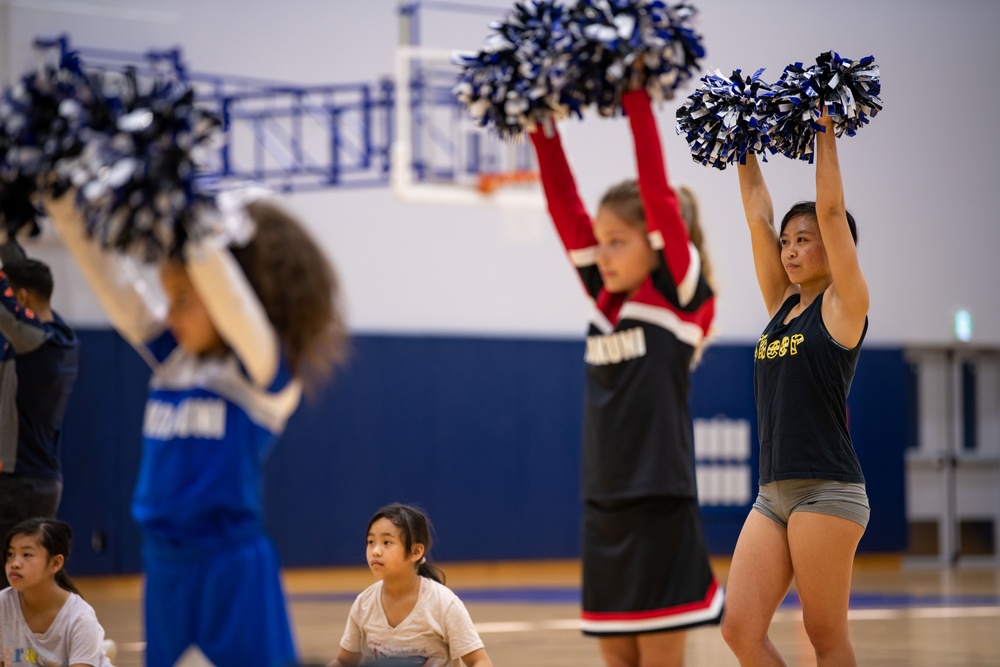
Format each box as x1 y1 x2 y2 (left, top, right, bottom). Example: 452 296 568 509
599 180 714 366
598 180 714 291
598 179 647 230
676 185 714 291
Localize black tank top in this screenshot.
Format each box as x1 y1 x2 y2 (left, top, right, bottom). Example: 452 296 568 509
754 292 866 484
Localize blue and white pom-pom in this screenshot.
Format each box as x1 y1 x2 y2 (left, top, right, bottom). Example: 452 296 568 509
452 0 573 138
453 0 706 133
0 48 221 260
71 76 222 261
561 0 706 116
675 68 773 170
768 51 882 162
0 50 92 238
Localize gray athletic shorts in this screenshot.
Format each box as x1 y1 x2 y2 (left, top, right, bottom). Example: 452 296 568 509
752 479 870 529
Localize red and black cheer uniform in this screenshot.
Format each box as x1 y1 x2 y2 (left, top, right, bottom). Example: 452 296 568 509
530 89 724 635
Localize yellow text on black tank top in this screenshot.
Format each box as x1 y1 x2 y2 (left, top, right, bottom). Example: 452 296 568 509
756 333 805 361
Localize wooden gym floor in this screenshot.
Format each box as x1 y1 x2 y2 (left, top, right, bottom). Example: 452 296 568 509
76 556 1000 667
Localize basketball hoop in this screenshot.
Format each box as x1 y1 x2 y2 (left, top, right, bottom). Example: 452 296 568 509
476 170 540 195
392 4 544 209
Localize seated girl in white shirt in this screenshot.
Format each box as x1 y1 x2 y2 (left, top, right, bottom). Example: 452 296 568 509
328 504 492 667
1 517 114 667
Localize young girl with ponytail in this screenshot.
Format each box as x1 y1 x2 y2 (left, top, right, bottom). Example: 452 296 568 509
527 71 722 667
328 504 492 667
1 518 114 667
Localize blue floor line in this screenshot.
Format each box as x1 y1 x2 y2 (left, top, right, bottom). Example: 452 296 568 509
287 587 1000 608
786 591 1000 609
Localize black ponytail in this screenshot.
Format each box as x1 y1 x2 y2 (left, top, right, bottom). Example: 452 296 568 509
416 556 445 584
5 517 81 595
367 503 445 584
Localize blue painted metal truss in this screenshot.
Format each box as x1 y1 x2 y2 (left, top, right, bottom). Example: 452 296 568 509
35 19 532 195
35 35 396 192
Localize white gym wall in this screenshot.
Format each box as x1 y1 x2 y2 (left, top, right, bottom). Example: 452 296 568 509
1 0 997 345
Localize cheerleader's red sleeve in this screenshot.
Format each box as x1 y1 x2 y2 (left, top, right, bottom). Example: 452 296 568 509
529 124 603 300
622 89 701 307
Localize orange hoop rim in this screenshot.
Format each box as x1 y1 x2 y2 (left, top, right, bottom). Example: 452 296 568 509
476 170 540 195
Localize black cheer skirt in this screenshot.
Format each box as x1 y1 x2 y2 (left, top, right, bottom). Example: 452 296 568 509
581 495 724 636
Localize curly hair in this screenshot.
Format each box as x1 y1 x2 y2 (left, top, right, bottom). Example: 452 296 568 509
228 200 348 395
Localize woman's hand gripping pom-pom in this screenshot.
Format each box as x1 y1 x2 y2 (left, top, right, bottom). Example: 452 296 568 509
768 51 882 162
452 0 573 139
71 75 222 262
561 0 706 117
0 50 95 239
675 67 773 170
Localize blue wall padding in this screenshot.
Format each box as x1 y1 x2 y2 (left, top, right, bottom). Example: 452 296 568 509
261 334 587 567
844 347 910 552
56 331 908 575
58 330 148 576
689 344 760 553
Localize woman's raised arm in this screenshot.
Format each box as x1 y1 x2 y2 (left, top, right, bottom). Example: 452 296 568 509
737 153 791 317
815 113 869 348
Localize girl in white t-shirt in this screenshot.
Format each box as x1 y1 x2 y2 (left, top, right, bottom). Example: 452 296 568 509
328 504 492 667
1 517 114 667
